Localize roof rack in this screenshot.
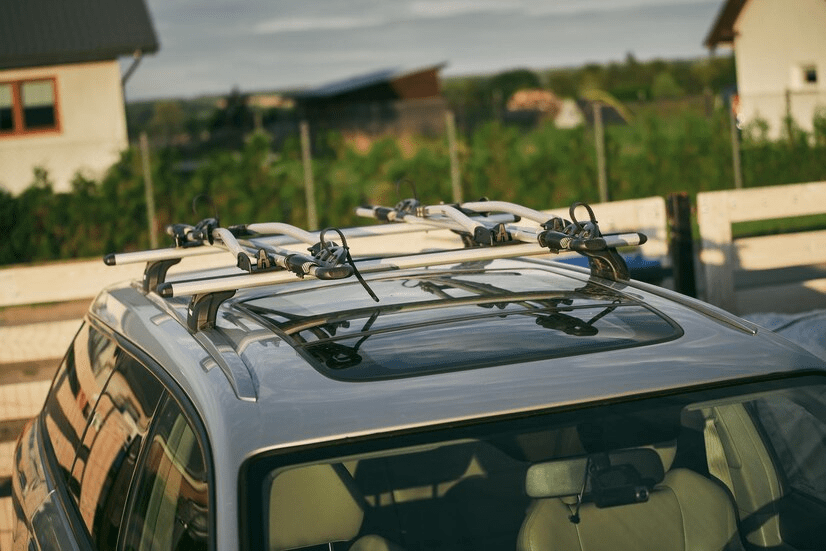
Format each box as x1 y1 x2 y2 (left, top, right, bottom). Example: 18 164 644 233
103 198 646 333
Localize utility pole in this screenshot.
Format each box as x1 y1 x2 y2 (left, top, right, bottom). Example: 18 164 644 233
299 120 318 229
593 103 608 202
139 132 158 248
446 110 462 203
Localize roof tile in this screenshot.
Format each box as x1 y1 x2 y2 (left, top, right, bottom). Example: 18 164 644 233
0 0 158 70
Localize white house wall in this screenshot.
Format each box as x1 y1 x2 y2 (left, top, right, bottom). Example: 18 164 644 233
0 61 128 194
733 0 826 138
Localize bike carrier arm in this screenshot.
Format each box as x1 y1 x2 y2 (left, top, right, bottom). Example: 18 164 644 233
357 199 648 281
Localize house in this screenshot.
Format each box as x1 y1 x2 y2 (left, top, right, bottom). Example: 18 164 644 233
503 89 562 127
705 0 826 138
502 89 628 130
293 64 449 138
0 0 158 194
554 99 586 129
506 89 562 117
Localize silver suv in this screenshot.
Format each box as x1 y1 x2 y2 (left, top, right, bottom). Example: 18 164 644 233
12 199 826 551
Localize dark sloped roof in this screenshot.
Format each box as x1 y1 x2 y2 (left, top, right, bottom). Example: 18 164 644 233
0 0 158 70
295 63 447 100
297 67 401 99
704 0 748 49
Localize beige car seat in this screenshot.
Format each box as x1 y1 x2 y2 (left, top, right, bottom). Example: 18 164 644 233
268 463 403 551
517 448 744 551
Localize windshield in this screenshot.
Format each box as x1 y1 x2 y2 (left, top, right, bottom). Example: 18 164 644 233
244 377 826 551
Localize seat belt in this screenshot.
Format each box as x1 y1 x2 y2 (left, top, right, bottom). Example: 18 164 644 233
704 415 736 497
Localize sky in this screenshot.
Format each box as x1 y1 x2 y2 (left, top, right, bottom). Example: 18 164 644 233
123 0 726 101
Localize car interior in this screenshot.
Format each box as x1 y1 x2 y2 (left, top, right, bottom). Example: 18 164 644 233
262 382 826 551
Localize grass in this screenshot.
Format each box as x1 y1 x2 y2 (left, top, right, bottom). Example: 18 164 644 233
732 213 826 239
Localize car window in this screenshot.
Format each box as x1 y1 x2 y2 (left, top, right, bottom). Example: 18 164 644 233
70 352 165 549
123 397 209 551
751 387 826 500
42 323 119 487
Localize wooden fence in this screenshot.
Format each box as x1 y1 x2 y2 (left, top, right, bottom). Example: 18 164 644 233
697 181 826 315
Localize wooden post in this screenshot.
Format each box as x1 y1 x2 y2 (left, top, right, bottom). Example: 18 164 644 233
784 88 794 142
299 120 318 230
666 192 696 297
728 96 743 189
139 132 158 249
593 103 608 203
446 110 462 203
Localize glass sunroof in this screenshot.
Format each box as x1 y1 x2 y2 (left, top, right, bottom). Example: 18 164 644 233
238 269 682 381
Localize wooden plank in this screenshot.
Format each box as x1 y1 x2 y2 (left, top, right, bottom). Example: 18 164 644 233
0 320 81 364
0 358 60 386
0 253 232 308
700 181 826 224
698 181 826 314
0 496 12 551
0 381 51 423
0 496 11 551
735 230 826 270
697 191 737 313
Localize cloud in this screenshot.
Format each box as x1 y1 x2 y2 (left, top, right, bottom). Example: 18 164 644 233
253 14 387 34
252 0 524 35
522 0 712 17
407 0 521 18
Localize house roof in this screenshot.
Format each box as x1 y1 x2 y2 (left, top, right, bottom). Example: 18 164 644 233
295 63 447 100
704 0 748 49
0 0 158 71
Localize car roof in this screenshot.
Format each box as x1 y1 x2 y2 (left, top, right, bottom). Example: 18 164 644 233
90 255 826 462
95 197 826 470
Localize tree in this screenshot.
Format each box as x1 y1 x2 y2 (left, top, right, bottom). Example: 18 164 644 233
488 69 542 105
148 100 186 146
651 72 684 99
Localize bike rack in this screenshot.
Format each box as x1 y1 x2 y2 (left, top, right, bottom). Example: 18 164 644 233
104 198 647 332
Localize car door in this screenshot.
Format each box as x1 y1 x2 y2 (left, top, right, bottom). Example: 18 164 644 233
119 395 210 551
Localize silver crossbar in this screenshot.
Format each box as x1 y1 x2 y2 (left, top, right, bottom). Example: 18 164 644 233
105 213 518 267
158 243 546 298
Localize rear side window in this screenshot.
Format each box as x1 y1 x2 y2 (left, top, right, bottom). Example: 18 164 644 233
752 387 826 500
71 353 164 549
43 324 119 485
41 323 166 549
124 398 210 551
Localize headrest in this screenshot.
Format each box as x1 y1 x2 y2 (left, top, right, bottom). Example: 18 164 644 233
526 448 665 499
269 463 364 550
354 444 476 495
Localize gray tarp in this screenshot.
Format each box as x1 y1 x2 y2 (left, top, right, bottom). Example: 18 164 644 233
745 310 826 361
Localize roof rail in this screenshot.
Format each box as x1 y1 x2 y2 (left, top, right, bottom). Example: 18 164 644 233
103 199 646 332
